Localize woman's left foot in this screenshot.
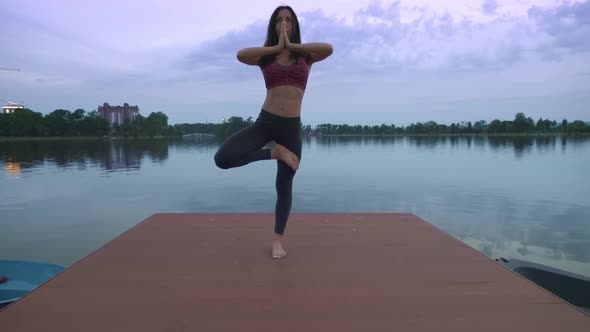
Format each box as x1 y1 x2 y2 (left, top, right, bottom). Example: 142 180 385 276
271 144 299 171
272 240 287 259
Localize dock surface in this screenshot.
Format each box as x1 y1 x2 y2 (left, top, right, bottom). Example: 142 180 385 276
1 213 589 331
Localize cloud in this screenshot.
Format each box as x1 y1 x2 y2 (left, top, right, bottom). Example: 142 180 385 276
6 0 589 87
483 0 499 15
1 0 589 125
178 21 268 83
174 0 590 83
35 77 68 84
528 0 590 53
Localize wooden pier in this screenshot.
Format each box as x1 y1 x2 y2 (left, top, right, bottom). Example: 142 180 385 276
1 213 588 331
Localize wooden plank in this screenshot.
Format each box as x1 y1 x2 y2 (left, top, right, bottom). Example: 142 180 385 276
1 213 588 331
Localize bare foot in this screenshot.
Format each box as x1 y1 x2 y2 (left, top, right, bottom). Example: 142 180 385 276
271 144 299 171
272 240 287 259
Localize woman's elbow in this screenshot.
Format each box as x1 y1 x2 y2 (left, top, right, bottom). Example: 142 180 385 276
236 51 245 62
323 45 333 59
236 52 257 65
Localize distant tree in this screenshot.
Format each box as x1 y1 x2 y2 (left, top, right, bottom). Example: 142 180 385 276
449 123 457 134
145 112 168 137
70 109 86 136
45 109 73 136
79 111 109 136
488 120 501 133
215 116 252 138
472 120 486 133
568 120 587 133
536 118 544 132
561 119 568 132
513 112 529 133
424 121 439 133
0 108 44 136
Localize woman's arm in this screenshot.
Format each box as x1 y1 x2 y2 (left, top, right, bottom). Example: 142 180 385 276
288 42 333 64
236 46 281 66
282 23 332 64
237 28 285 66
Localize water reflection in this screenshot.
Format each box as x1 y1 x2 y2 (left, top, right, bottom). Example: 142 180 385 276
440 199 590 275
486 136 534 157
311 135 404 148
169 135 222 152
2 135 586 175
311 134 586 158
5 161 21 176
406 135 444 150
0 139 175 174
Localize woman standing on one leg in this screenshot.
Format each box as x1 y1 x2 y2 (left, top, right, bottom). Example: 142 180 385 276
214 5 333 259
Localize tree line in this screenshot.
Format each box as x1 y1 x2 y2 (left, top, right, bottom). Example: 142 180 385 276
311 112 589 135
0 108 181 138
179 112 589 138
2 109 588 138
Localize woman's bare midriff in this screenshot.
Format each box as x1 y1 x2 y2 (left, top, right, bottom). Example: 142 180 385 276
261 85 305 118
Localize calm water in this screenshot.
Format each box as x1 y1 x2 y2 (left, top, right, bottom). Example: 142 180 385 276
1 135 589 277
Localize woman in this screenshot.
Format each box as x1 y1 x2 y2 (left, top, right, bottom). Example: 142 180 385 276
214 5 333 259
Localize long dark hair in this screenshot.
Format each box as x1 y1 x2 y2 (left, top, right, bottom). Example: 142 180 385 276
259 6 308 68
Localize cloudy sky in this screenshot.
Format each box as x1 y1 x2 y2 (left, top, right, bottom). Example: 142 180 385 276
1 0 589 126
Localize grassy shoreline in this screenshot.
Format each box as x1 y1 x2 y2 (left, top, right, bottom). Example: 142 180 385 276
1 132 589 141
314 132 590 137
0 136 181 141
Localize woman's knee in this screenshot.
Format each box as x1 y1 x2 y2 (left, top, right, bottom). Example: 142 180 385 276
214 150 231 169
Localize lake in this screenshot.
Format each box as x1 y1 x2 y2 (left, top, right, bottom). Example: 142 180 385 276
1 135 589 278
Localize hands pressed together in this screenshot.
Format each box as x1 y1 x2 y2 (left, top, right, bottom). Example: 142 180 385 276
277 21 292 50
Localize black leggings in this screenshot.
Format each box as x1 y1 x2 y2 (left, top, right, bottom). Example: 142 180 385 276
214 109 302 235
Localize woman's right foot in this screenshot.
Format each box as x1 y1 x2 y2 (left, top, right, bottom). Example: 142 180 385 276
272 240 287 259
271 144 299 171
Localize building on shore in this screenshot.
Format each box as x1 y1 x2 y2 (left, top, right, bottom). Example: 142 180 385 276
2 102 24 114
98 102 139 127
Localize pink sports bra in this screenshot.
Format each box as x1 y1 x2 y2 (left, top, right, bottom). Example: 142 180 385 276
261 56 310 91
